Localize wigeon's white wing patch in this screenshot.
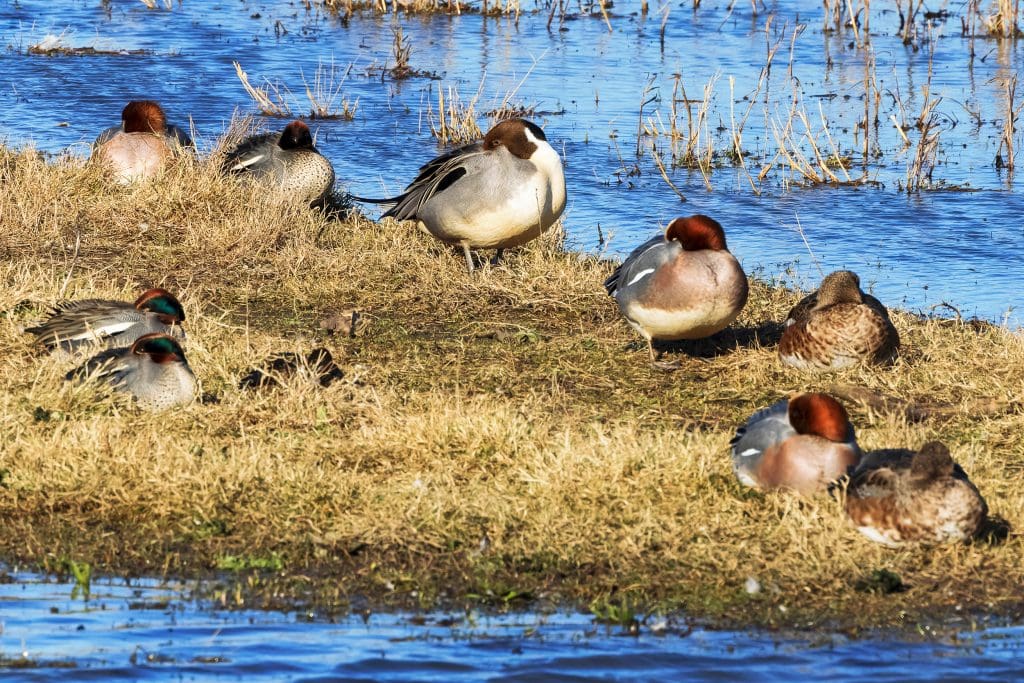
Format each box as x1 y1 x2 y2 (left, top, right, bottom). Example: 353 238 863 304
626 268 656 287
856 526 900 547
231 154 265 170
738 448 761 458
735 470 759 488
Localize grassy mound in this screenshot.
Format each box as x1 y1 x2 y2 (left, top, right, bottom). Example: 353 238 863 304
0 145 1020 630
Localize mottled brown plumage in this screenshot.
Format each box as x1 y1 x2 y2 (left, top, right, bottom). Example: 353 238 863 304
779 270 898 371
843 441 988 547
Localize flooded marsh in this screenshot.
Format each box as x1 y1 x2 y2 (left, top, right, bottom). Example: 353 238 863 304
1 0 1024 678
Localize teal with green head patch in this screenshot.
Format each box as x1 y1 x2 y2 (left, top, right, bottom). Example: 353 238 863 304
135 288 186 322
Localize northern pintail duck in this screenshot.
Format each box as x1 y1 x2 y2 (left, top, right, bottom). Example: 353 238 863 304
843 441 988 546
779 270 899 371
603 215 748 369
92 101 191 183
26 288 186 352
731 392 860 495
66 333 196 411
222 120 335 206
353 118 566 272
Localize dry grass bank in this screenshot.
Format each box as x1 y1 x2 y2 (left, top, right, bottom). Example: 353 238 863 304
0 145 1021 631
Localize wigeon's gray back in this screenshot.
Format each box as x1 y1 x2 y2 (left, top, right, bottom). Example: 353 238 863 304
604 215 747 368
730 393 860 495
26 289 186 352
67 333 196 411
730 399 795 487
352 118 566 271
844 441 988 546
780 270 899 371
223 120 335 206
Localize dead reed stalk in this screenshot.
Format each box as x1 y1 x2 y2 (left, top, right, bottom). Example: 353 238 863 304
233 61 293 118
996 74 1024 170
302 59 359 120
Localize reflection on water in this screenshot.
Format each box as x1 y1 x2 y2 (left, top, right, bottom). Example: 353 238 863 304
1 571 1023 682
0 1 1022 324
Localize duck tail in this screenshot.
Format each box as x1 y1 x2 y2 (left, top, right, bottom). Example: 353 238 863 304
602 265 623 296
347 194 400 205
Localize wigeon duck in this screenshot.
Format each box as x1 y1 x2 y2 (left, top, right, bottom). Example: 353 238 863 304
222 120 335 206
603 215 748 369
66 333 196 411
92 101 190 183
352 118 566 272
730 392 860 495
26 288 186 352
779 270 899 371
843 441 988 546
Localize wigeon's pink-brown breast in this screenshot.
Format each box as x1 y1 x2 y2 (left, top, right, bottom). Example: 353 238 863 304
753 435 859 494
95 133 173 184
638 249 746 313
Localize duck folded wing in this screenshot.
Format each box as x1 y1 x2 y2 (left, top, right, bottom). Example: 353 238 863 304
377 143 485 220
602 235 671 295
27 300 141 349
222 132 281 171
65 348 131 383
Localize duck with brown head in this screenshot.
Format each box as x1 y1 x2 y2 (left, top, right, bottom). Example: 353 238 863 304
730 392 861 495
92 100 194 183
350 118 566 272
67 333 196 411
603 215 748 370
26 288 186 353
222 120 335 206
843 441 989 546
779 270 899 371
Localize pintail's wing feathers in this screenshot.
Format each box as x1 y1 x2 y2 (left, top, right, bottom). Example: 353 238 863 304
351 141 486 220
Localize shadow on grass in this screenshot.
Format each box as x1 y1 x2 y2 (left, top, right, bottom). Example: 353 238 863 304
650 320 785 360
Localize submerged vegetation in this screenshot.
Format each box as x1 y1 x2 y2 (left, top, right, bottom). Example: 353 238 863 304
0 145 1021 629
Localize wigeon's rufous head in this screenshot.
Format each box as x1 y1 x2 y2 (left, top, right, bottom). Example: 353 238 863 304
787 392 853 443
121 101 167 135
131 333 186 363
911 441 956 480
483 119 547 160
278 120 314 150
134 288 186 323
816 270 864 307
664 215 729 252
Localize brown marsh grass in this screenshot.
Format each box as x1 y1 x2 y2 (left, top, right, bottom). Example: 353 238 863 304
0 145 1022 628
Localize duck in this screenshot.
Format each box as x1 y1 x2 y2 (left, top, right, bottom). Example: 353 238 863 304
26 288 186 352
66 333 196 411
730 392 860 495
779 270 899 371
603 215 748 369
351 118 566 272
92 100 191 183
843 441 988 546
238 347 345 390
222 120 335 206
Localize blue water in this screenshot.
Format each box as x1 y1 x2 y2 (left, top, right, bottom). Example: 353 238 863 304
2 571 1023 681
0 1 1022 323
